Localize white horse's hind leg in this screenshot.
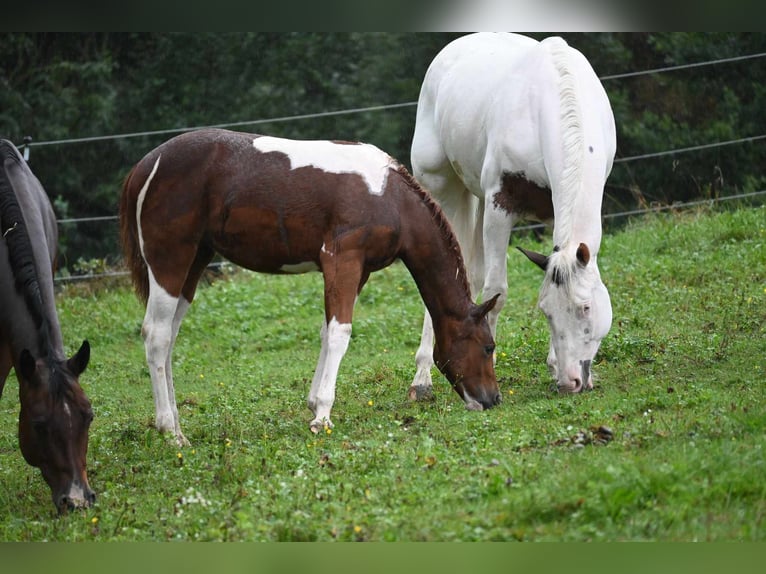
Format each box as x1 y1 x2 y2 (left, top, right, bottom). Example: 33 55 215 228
308 317 351 433
142 276 186 444
409 312 435 400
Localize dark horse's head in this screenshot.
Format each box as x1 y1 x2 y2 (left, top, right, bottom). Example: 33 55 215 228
1 138 95 514
16 343 95 514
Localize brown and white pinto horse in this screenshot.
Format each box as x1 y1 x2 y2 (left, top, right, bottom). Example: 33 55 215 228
0 139 94 514
120 128 500 446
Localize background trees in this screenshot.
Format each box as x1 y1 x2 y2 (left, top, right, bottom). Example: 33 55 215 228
1 33 763 270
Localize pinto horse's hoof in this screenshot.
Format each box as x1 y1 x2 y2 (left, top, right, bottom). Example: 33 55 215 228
310 418 334 435
407 384 434 402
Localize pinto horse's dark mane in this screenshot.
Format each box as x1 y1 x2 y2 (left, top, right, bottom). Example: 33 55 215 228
0 140 54 363
394 164 471 295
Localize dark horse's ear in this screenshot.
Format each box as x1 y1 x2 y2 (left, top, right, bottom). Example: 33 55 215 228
19 350 37 382
517 246 548 272
472 293 500 321
576 243 591 267
67 340 90 376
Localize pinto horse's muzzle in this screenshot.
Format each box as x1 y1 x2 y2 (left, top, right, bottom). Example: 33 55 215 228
462 387 502 411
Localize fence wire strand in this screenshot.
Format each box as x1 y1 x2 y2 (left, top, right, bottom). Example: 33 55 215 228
55 189 766 284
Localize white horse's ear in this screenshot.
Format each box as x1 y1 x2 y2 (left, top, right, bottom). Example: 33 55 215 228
576 243 591 267
517 246 548 272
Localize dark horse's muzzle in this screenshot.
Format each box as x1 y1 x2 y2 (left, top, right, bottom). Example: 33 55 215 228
55 482 96 514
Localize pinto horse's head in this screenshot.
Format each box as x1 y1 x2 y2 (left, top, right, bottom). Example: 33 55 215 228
433 294 502 410
17 341 95 514
520 243 612 393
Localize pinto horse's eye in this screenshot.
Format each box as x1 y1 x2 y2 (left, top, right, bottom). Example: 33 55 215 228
484 344 496 357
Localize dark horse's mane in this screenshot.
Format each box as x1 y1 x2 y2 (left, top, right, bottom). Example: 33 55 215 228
0 140 53 360
395 164 471 295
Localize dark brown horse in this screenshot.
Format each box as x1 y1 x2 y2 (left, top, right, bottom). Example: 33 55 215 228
120 128 501 446
0 139 94 514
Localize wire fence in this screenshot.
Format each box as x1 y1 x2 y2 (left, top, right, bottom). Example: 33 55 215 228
27 45 764 284
22 50 766 151
54 189 766 285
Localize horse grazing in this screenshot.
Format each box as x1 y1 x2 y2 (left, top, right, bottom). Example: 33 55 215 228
0 139 94 514
410 32 616 396
119 128 500 446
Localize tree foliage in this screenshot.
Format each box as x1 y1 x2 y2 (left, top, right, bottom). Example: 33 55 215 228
1 33 763 267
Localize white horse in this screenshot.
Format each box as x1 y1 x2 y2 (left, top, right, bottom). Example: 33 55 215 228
409 32 616 396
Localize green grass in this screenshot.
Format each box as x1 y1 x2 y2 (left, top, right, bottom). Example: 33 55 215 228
1 205 764 541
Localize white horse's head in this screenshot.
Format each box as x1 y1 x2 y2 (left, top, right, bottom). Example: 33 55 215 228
519 243 611 393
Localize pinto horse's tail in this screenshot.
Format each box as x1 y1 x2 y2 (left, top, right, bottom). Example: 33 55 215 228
118 165 150 304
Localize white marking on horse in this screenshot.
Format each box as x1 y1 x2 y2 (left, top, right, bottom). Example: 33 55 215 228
63 402 73 432
308 316 352 431
135 155 162 259
321 242 334 256
252 136 396 196
142 270 183 437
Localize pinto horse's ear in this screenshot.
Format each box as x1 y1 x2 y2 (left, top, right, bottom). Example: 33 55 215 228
19 350 37 382
473 293 500 321
67 340 90 376
517 246 548 272
576 243 591 267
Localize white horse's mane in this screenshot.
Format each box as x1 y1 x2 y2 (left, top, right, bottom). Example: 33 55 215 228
541 36 584 287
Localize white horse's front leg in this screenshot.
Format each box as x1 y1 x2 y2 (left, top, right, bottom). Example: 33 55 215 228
481 190 514 340
409 310 435 400
308 317 352 433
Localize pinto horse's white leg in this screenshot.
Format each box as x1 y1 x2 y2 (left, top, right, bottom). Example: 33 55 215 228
142 276 189 446
165 296 191 445
308 317 352 433
308 320 328 414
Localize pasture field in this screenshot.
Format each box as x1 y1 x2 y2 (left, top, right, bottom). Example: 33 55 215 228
0 205 764 541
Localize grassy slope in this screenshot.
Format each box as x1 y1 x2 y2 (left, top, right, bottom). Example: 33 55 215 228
0 206 764 541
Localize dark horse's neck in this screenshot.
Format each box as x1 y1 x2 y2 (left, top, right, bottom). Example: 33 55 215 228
0 141 60 361
394 168 473 325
